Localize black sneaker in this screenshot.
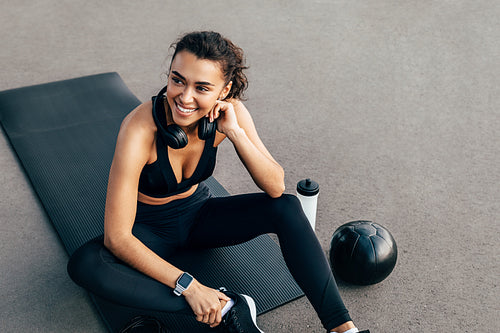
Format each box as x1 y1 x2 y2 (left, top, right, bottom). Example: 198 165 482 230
218 290 264 333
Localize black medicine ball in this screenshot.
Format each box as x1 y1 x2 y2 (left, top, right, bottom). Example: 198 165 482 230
329 220 397 285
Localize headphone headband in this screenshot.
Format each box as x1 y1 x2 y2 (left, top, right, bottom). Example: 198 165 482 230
152 85 169 134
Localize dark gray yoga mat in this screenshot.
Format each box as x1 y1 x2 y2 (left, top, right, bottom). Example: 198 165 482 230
0 73 304 332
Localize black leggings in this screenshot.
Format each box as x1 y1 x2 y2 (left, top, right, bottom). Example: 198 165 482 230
67 183 351 330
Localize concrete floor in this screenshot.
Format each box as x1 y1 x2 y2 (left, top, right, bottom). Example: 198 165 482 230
1 1 499 332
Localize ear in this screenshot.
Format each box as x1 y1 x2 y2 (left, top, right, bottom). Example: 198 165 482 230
219 81 233 100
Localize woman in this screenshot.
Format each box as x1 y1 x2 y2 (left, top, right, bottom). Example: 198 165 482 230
68 31 369 333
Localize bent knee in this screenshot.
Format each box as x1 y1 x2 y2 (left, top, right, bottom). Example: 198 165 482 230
269 193 302 213
267 194 308 227
67 237 105 287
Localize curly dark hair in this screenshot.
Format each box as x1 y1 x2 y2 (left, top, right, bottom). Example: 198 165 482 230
169 31 249 100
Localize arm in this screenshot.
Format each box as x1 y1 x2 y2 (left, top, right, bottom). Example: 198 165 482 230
212 100 285 198
104 106 229 326
104 109 184 287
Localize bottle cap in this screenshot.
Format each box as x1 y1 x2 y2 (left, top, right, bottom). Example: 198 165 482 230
297 178 319 196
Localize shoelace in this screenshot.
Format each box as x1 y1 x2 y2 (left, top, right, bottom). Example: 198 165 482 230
221 309 244 333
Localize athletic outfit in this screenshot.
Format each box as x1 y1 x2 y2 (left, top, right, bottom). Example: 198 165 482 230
67 104 352 331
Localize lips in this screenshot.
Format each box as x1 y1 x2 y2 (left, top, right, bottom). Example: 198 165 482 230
175 101 198 114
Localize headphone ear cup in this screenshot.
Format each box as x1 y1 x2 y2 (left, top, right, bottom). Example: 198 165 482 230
198 117 217 140
165 124 188 149
152 88 188 149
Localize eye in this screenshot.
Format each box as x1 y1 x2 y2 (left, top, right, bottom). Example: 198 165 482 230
171 77 183 85
197 86 209 92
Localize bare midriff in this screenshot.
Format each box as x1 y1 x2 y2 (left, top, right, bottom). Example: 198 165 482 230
137 184 198 205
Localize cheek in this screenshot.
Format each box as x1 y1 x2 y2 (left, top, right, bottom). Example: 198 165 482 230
197 95 218 110
165 86 179 99
165 87 183 109
165 92 174 109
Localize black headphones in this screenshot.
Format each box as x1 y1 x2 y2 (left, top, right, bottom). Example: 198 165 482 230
152 86 217 149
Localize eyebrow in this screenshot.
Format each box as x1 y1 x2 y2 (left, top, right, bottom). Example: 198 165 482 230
171 71 215 86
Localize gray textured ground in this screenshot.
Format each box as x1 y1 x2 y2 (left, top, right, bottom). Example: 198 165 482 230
1 1 499 332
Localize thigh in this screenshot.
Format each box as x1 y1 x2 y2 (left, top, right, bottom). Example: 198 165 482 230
185 193 282 249
132 222 179 259
67 230 188 313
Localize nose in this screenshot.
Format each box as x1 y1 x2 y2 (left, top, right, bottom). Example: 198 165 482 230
179 86 194 105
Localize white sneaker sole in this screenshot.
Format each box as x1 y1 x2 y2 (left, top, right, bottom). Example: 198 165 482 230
241 294 264 333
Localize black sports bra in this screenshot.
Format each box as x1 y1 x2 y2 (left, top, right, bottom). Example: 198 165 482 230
138 98 218 198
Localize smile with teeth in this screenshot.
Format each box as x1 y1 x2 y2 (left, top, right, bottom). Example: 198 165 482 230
176 102 198 113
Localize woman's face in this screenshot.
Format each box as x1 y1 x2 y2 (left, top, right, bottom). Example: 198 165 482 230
166 50 230 129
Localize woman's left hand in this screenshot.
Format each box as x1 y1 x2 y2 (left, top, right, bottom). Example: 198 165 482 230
207 100 240 135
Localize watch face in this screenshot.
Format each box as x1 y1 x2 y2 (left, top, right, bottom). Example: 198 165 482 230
178 273 193 287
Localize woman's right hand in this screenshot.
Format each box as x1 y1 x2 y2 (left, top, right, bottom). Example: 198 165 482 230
182 280 231 328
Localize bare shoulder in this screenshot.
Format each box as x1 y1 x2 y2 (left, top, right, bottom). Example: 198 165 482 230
118 100 156 142
114 100 156 162
120 100 155 131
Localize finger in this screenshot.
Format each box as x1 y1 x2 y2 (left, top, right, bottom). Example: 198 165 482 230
209 103 218 122
215 308 222 326
209 308 222 328
196 311 209 323
210 319 221 327
208 310 217 326
210 103 221 122
217 291 231 302
207 106 214 123
214 103 222 121
208 105 214 122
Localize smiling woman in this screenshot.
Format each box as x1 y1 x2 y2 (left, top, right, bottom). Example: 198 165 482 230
67 31 369 333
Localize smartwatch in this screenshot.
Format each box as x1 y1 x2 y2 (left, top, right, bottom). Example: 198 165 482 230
173 272 194 296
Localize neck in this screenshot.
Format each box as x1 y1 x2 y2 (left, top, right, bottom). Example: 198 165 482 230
183 123 198 135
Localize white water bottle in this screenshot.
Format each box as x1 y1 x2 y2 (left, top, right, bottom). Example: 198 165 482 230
296 178 320 231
